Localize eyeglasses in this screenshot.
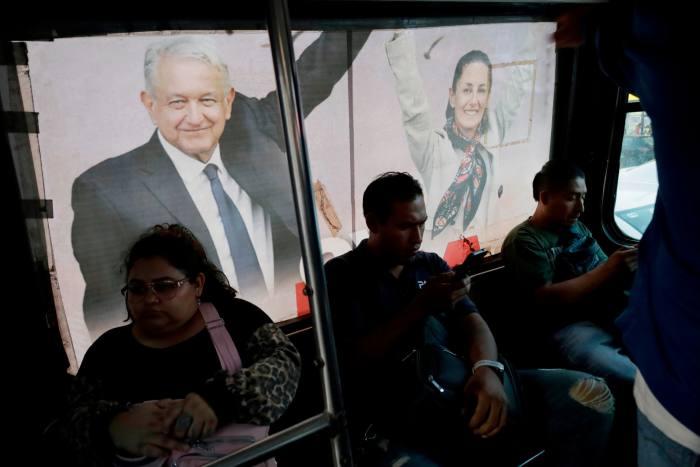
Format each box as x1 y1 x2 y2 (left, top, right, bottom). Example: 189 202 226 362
121 277 189 301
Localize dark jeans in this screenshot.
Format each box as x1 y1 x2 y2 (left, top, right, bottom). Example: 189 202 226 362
362 368 615 467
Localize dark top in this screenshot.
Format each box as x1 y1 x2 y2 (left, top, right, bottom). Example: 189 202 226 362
598 4 700 433
78 299 270 405
324 240 477 438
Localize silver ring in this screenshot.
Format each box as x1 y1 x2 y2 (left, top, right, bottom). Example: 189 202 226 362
175 413 194 431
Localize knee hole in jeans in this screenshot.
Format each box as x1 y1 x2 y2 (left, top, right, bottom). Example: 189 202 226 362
568 377 615 414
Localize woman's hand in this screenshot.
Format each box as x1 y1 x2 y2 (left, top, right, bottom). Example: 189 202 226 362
169 392 219 441
109 399 190 458
552 6 595 48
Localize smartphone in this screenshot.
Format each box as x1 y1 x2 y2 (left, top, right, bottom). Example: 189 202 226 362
452 249 488 280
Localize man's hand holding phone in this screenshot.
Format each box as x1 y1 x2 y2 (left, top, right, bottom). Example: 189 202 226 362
416 272 469 312
452 249 488 280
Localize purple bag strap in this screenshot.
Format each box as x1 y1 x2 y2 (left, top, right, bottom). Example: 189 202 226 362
199 302 242 374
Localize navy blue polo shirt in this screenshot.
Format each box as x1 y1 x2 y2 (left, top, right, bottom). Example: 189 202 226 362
324 240 477 437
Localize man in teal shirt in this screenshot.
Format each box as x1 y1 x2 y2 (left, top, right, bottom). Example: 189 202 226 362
502 160 637 390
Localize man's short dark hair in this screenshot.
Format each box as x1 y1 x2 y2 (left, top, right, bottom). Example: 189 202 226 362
363 172 423 223
532 159 586 201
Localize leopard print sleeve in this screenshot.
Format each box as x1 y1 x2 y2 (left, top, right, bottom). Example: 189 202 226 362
46 375 124 467
199 323 301 426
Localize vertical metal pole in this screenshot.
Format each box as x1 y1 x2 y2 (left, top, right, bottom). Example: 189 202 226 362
266 1 353 466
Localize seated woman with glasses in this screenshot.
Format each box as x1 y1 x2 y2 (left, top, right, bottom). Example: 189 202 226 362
54 224 301 466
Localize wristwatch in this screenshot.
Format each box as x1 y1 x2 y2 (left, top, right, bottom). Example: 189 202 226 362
472 359 505 379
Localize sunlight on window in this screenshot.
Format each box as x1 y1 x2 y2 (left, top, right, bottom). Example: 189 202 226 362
614 111 657 239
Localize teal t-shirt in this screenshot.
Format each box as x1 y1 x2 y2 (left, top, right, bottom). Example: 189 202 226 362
502 219 608 293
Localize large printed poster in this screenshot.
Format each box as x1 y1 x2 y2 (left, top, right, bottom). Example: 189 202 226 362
26 24 554 363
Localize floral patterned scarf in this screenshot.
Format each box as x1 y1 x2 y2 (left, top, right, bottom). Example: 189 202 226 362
432 118 487 238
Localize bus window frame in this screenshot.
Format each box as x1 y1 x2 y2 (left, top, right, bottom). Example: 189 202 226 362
601 87 648 244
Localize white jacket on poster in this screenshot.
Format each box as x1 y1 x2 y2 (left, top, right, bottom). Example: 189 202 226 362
386 30 530 255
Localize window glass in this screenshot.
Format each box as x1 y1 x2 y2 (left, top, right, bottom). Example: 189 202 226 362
614 111 657 239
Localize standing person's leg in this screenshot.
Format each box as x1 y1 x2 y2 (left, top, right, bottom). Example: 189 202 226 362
519 368 615 467
637 410 700 467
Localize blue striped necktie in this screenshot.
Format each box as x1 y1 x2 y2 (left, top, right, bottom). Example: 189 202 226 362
203 164 266 296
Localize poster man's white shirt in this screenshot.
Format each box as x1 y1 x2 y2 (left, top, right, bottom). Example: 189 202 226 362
160 131 274 295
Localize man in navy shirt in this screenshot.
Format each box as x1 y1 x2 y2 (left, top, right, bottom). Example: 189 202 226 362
325 172 616 466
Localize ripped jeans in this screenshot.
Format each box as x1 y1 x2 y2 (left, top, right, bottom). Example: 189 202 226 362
363 368 615 467
519 369 615 467
552 321 638 466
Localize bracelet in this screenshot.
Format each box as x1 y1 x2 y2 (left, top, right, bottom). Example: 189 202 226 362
472 359 504 375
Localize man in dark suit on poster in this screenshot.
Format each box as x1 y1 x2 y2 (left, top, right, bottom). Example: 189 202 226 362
72 32 367 337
